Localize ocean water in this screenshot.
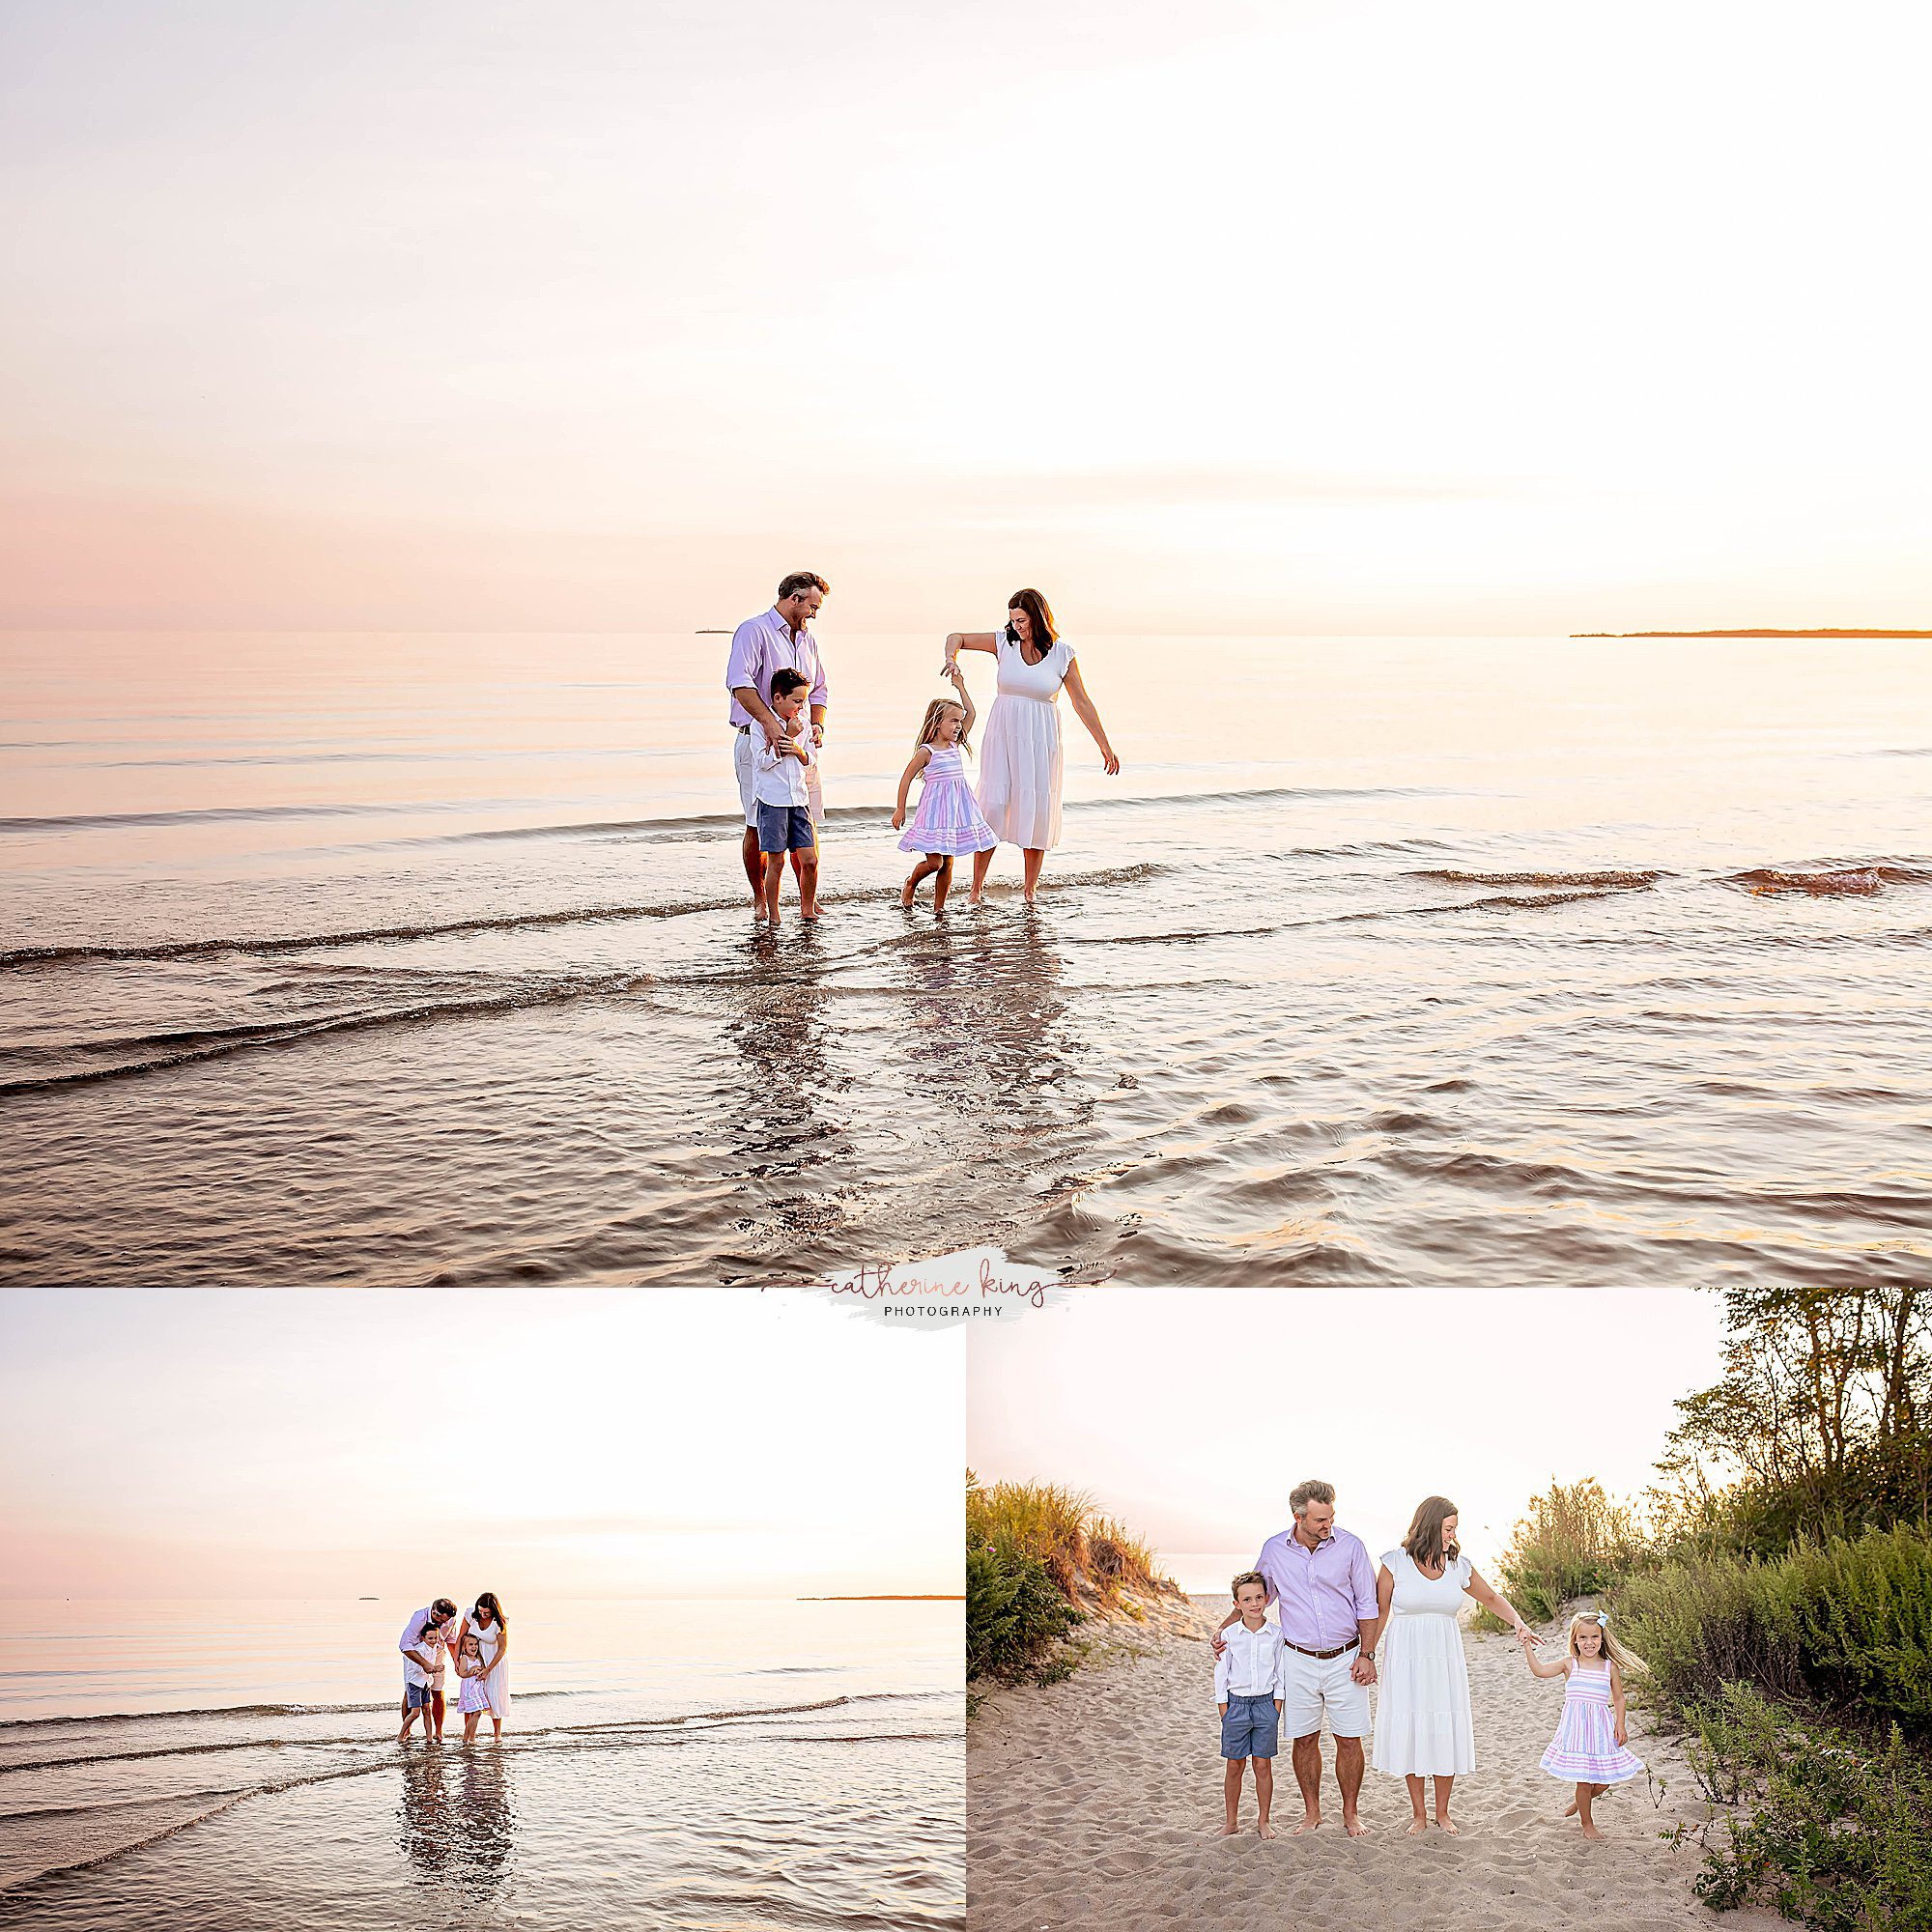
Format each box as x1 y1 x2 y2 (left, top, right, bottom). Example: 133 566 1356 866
2 630 1928 1286
0 1597 963 1929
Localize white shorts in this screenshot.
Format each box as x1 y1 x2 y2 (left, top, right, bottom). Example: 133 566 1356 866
1281 1643 1371 1740
734 729 822 829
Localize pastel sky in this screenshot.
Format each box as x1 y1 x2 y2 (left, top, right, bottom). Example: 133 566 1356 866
0 1289 962 1599
969 1288 1730 1584
3 1 1926 634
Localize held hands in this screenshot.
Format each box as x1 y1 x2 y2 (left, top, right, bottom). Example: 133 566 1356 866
1350 1654 1377 1687
944 661 965 688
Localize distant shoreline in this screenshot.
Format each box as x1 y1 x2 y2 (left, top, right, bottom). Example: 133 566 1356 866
1573 628 1931 639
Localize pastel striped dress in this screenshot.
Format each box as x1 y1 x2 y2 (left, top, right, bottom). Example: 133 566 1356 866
1541 1660 1643 1783
899 741 997 856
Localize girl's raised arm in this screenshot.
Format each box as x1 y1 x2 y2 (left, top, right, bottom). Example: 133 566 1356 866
892 746 932 830
1062 658 1121 775
945 664 977 736
1465 1567 1536 1644
1523 1638 1568 1679
944 631 1000 663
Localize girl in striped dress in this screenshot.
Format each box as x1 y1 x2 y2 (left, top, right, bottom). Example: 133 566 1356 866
1521 1610 1645 1837
892 665 996 913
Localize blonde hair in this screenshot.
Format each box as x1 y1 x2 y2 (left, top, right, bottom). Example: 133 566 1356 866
917 696 971 754
1567 1609 1644 1675
1231 1571 1267 1602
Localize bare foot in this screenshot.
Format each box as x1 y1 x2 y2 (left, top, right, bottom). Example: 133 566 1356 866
1406 1818 1429 1836
901 878 917 908
1258 1822 1278 1839
767 909 781 927
1344 1815 1370 1837
1435 1816 1459 1834
801 909 819 922
1581 1823 1605 1841
1216 1822 1239 1837
1292 1814 1321 1835
1563 1798 1579 1817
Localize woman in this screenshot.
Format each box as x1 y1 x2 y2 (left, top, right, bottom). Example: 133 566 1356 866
943 588 1120 903
1371 1496 1536 1834
465 1592 511 1737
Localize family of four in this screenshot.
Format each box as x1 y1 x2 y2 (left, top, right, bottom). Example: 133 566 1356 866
724 572 1120 923
1210 1481 1643 1841
397 1594 512 1746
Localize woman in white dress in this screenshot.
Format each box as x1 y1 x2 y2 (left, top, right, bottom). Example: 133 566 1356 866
1371 1496 1536 1834
465 1592 510 1737
942 588 1120 904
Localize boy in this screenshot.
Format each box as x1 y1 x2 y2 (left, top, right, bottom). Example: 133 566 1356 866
1215 1571 1287 1837
753 667 819 924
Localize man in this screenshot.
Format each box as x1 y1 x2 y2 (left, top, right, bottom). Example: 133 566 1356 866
397 1596 459 1744
725 572 829 907
1212 1480 1378 1835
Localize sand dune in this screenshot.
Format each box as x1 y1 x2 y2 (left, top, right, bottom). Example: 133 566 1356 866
968 1598 1784 1932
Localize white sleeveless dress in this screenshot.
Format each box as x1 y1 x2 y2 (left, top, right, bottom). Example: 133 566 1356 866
467 1613 509 1719
1372 1548 1476 1776
975 631 1074 851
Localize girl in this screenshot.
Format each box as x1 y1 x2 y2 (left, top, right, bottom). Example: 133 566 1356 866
454 1629 492 1743
466 1592 510 1739
1522 1610 1645 1837
891 664 996 913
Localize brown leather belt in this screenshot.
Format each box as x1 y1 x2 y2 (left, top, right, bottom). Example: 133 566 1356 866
1283 1638 1359 1661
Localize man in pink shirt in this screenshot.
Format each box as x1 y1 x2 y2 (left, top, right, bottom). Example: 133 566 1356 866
725 573 830 909
1212 1479 1379 1835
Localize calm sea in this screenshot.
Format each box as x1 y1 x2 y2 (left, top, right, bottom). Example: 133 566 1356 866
0 1596 962 1929
3 630 1927 1285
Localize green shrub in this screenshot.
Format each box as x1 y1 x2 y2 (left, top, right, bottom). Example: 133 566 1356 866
1615 1524 1932 1737
966 1542 1082 1684
1685 1684 1932 1930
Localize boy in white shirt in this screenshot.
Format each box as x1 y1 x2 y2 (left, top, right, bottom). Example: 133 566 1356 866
1215 1571 1287 1837
753 668 819 925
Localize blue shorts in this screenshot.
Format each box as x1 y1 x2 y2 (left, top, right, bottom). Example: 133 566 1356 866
757 802 815 855
1220 1691 1281 1760
405 1680 435 1711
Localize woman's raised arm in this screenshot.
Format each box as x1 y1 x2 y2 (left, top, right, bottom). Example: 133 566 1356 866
944 631 1000 663
1062 659 1121 775
1465 1567 1535 1644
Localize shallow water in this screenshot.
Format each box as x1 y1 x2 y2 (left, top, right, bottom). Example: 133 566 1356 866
3 631 1927 1285
0 1597 963 1929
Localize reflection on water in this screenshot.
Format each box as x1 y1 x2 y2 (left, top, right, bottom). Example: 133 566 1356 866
400 1749 517 1896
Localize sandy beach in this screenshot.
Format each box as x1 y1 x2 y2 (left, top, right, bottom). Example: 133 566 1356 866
968 1597 1782 1932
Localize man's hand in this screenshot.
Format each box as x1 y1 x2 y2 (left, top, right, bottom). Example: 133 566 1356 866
811 722 825 746
1351 1654 1377 1687
780 739 807 761
1209 1632 1229 1660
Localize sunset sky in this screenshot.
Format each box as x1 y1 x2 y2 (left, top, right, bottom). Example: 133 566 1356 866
2 0 1926 634
970 1289 1729 1584
0 1289 962 1599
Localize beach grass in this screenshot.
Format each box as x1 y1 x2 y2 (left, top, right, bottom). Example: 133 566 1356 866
966 1471 1178 1684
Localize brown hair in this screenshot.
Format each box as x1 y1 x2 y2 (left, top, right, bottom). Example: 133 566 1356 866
1231 1570 1267 1601
916 696 971 754
771 667 809 700
1289 1479 1335 1518
473 1592 506 1632
778 571 829 602
1402 1495 1461 1570
1006 587 1057 657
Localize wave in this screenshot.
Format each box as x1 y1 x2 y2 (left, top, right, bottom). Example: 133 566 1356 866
0 1690 933 1774
0 974 654 1097
1728 864 1932 895
0 780 1445 846
0 1692 571 1732
1413 867 1664 889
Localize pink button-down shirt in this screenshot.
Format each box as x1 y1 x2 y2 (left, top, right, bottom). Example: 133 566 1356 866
724 608 829 730
1252 1525 1378 1650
